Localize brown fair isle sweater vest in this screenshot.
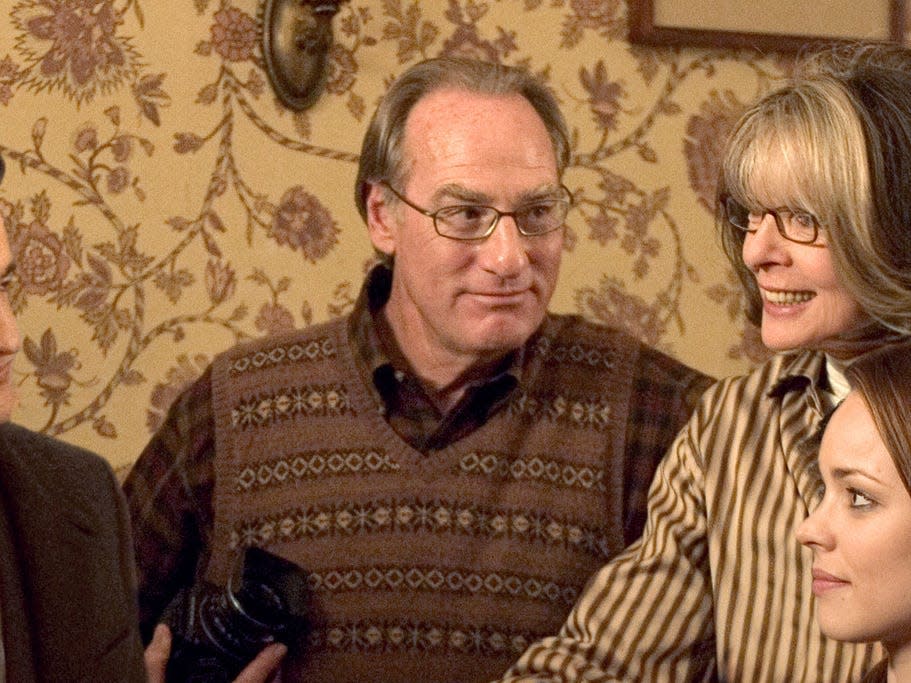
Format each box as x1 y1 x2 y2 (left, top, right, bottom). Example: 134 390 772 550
208 314 639 683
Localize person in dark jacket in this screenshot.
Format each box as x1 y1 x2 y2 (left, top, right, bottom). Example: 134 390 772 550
0 153 145 682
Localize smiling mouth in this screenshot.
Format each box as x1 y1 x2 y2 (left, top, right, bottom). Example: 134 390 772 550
763 289 815 305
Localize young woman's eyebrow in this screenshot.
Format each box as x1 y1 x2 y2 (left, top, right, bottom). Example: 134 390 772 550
832 466 886 486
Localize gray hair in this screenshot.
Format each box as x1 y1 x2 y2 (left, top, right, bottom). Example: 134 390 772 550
354 56 570 222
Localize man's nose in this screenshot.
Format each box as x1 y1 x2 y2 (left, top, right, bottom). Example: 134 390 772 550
479 214 529 277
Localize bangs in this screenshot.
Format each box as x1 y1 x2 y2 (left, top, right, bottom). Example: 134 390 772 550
726 132 821 212
720 80 869 223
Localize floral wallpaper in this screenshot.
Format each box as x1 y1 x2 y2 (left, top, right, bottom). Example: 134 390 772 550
0 0 811 472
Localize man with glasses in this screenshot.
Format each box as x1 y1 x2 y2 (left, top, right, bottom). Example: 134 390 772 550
125 56 711 683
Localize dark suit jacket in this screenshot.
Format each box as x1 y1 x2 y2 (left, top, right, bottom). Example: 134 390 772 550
0 423 145 682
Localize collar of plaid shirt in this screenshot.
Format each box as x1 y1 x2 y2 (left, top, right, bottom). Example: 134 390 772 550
350 263 523 452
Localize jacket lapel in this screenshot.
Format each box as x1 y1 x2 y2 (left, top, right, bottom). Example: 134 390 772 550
0 441 40 682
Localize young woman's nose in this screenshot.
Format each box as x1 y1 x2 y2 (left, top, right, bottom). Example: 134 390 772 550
796 507 833 551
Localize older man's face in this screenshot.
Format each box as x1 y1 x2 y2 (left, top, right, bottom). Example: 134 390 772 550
368 88 564 374
0 218 20 423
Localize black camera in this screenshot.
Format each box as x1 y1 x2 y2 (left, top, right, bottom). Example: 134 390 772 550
162 547 310 682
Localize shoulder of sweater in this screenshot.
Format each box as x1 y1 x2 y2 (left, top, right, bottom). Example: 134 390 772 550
543 311 645 347
211 316 348 364
542 312 712 383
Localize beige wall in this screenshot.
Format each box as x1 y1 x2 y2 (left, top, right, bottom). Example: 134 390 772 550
0 0 798 471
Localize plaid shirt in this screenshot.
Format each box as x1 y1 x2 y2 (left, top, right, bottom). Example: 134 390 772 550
124 266 713 640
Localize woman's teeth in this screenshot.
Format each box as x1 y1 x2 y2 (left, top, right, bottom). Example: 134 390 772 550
764 290 814 305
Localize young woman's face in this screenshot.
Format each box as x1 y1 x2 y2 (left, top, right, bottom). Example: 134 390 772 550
797 392 911 651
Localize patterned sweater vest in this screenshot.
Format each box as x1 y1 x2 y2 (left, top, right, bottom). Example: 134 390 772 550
208 313 640 683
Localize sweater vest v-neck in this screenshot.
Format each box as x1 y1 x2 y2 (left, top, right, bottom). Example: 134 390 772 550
208 313 639 683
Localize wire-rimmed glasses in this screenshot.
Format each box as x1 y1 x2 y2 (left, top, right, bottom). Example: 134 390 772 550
382 183 572 241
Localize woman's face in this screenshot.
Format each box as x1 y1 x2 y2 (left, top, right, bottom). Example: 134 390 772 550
797 392 911 651
740 157 867 355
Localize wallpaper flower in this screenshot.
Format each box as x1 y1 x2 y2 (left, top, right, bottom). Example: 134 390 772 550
0 0 791 471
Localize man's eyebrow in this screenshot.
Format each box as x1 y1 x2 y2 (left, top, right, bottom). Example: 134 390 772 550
431 184 489 205
517 186 565 203
431 183 563 206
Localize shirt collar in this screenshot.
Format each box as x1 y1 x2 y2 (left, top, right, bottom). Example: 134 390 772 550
349 263 526 389
767 349 832 417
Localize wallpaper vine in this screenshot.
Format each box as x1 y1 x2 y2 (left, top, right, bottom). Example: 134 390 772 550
0 0 825 471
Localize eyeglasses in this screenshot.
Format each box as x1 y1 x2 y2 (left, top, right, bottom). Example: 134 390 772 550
722 195 823 245
381 183 572 241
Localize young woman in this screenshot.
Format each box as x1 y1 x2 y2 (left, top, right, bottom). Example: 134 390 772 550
798 340 911 683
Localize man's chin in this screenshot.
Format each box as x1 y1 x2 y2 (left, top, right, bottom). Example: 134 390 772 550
468 326 536 356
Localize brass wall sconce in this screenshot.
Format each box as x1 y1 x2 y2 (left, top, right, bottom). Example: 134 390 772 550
261 0 346 111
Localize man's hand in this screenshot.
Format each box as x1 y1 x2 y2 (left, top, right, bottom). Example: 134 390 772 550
144 623 287 683
143 624 172 682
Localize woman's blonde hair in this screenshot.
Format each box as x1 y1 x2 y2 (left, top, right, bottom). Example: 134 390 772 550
718 42 911 335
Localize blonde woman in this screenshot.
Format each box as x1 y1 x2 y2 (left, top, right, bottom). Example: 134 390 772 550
502 42 911 682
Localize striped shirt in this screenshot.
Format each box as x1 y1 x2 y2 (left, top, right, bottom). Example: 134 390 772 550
499 349 879 682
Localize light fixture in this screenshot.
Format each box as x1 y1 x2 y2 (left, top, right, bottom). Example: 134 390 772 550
261 0 345 111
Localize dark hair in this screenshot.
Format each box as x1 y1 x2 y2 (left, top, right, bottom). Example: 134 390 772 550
845 340 911 496
718 42 911 335
354 56 570 223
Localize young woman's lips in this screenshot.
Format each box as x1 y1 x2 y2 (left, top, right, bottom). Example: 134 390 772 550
811 568 849 595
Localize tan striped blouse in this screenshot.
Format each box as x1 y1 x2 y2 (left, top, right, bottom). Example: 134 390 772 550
500 349 879 682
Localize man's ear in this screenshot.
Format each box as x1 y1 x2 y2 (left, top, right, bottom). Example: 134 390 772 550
365 183 396 257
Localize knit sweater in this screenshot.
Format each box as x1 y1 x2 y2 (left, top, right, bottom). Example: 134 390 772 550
206 314 676 682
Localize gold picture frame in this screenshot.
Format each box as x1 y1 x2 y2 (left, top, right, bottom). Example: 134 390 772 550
629 0 906 52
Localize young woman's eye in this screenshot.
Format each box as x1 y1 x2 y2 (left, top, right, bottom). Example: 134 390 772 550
849 489 875 508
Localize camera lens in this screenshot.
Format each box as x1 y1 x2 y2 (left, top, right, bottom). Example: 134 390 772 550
199 582 285 664
237 581 287 624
